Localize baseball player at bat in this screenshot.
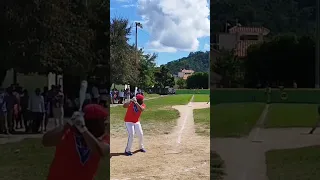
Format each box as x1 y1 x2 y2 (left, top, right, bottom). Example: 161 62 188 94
123 94 146 156
43 81 109 180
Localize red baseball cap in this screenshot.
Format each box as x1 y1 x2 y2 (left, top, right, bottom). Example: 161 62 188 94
136 94 144 100
83 104 108 120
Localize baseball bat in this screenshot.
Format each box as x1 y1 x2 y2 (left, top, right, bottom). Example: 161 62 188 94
79 80 88 111
134 87 138 97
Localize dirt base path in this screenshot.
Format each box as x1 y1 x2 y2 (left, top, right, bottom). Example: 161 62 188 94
110 100 210 180
212 104 320 180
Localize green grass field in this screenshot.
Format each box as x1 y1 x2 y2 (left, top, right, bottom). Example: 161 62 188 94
194 108 210 136
110 94 193 135
175 89 210 94
211 103 265 137
266 146 320 180
0 139 109 180
144 93 160 98
266 104 318 128
193 94 209 102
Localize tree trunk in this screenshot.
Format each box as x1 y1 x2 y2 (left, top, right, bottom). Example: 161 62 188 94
0 69 8 87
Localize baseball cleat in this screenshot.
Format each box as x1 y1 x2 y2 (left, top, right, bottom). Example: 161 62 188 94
140 148 146 153
125 151 133 156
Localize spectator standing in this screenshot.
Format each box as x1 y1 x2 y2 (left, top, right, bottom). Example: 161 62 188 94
13 87 22 129
0 88 8 134
125 88 130 102
119 90 124 104
92 85 100 104
99 85 108 107
47 85 56 118
110 91 113 104
5 87 17 133
28 88 45 133
20 89 30 132
42 86 49 132
52 88 64 127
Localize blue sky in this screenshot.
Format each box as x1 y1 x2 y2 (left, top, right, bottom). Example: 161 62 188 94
110 0 210 66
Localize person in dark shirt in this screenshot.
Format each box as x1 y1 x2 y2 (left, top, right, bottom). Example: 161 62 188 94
5 87 17 133
42 87 49 132
52 88 64 127
20 89 30 132
0 88 8 134
13 86 22 129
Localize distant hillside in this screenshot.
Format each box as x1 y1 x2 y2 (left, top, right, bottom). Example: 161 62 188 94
165 51 209 74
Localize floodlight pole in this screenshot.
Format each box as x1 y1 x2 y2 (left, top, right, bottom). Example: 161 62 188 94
135 22 142 64
316 0 320 88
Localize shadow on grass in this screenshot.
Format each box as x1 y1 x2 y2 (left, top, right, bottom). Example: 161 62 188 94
211 151 225 180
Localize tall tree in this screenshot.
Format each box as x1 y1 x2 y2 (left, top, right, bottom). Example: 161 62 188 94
87 0 110 87
176 78 186 89
244 34 315 87
138 52 157 89
186 72 209 89
110 18 139 85
4 0 97 77
213 49 242 87
211 0 316 36
154 65 175 88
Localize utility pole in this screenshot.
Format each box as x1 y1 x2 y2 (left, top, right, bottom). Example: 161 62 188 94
134 22 143 93
208 50 210 89
135 22 143 64
316 0 320 88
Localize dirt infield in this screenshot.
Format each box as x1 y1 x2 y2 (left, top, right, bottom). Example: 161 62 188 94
110 101 210 180
212 104 320 180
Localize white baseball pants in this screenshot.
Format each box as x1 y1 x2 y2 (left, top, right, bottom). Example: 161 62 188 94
125 121 144 152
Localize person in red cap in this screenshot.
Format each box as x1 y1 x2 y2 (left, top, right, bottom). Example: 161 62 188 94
123 94 146 156
42 104 109 180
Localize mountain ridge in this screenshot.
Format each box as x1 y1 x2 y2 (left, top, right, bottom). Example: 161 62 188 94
164 51 209 75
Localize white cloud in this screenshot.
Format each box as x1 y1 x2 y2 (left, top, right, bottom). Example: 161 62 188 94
122 4 136 8
137 0 210 53
203 43 210 51
115 0 131 3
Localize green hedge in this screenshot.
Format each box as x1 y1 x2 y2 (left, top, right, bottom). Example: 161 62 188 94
211 89 320 104
175 89 210 94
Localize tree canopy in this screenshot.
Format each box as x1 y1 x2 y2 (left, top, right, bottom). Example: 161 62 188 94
212 0 316 35
244 34 315 88
3 0 110 86
154 66 175 88
186 72 209 89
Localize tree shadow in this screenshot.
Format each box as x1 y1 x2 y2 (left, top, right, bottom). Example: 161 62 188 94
0 130 44 137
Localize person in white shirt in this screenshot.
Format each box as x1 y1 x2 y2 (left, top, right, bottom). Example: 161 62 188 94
92 85 100 104
119 90 124 104
28 88 45 133
125 88 130 102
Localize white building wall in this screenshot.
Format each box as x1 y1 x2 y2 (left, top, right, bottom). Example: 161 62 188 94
2 69 63 92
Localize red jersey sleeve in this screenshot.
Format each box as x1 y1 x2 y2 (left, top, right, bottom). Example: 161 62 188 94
100 134 110 145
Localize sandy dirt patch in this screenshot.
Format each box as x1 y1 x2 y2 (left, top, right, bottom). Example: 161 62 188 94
110 101 210 180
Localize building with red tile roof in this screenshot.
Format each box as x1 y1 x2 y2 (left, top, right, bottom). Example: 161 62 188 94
216 26 269 57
